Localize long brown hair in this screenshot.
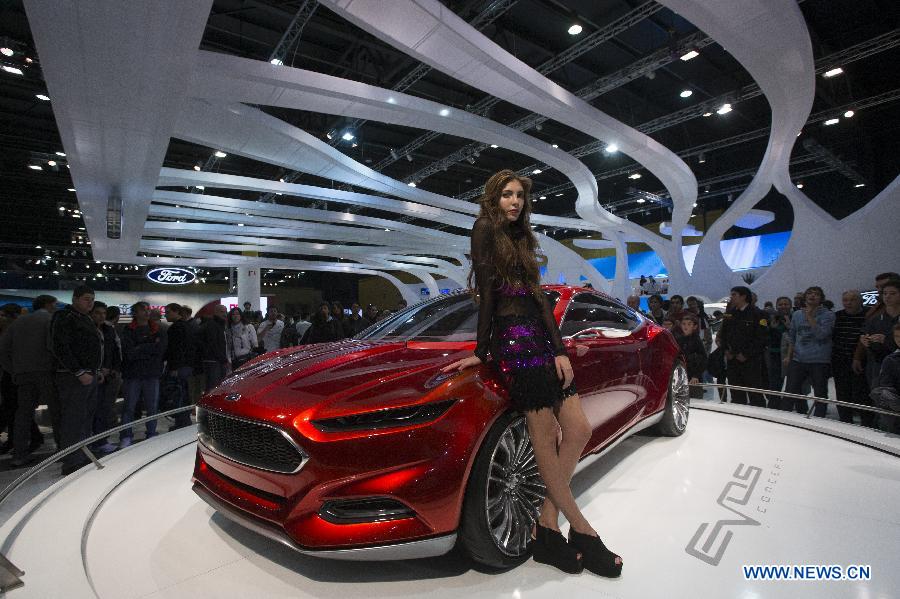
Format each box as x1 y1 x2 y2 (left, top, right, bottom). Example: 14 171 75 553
467 169 543 299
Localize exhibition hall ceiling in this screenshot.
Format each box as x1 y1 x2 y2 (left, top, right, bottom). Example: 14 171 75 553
0 0 898 289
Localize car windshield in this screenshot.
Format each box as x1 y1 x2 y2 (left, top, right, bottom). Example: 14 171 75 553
357 290 561 342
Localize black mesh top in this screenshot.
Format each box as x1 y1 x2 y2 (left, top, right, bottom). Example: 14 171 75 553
471 217 567 363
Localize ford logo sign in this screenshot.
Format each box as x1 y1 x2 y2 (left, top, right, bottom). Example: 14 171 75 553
145 267 197 285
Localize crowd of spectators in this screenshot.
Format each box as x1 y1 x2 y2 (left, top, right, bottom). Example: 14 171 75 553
629 272 900 433
0 287 403 474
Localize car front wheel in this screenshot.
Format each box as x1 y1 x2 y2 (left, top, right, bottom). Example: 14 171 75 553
653 361 690 436
458 411 546 569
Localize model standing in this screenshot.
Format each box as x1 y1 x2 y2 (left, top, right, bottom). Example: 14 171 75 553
442 170 622 576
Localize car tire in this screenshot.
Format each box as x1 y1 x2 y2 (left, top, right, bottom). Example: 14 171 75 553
458 410 546 569
653 361 690 437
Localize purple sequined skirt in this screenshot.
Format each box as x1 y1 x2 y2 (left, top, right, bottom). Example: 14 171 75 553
494 314 578 412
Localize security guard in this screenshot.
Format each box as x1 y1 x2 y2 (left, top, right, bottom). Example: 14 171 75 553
719 286 769 406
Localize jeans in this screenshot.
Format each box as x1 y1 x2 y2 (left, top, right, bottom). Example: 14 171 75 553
92 371 121 444
11 372 55 460
121 377 160 440
783 361 829 416
56 372 99 469
202 361 227 392
832 356 873 426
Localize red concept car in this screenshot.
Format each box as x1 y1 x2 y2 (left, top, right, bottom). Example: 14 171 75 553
192 286 689 568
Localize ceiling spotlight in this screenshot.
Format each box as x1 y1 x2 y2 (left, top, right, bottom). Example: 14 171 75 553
698 152 706 164
823 67 843 78
55 151 66 157
532 169 542 175
466 156 475 164
605 143 619 153
270 58 284 66
568 24 583 35
1 66 23 75
854 183 865 188
702 112 713 117
193 164 201 171
680 50 699 61
326 131 334 140
551 144 558 148
36 94 50 101
237 223 244 227
628 173 642 179
679 89 693 98
351 142 358 148
824 118 839 126
636 198 646 203
406 153 413 162
693 202 698 207
717 103 732 115
539 195 547 200
214 150 227 158
342 131 355 141
796 182 803 189
0 47 13 57
490 144 498 149
196 185 205 190
439 108 450 117
555 193 564 197
843 110 855 118
407 182 417 188
28 165 42 170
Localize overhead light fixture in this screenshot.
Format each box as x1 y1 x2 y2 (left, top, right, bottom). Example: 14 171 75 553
2 66 24 75
47 160 56 167
823 67 843 78
693 202 698 207
843 110 855 118
351 142 358 147
466 156 475 164
237 223 244 227
636 198 646 203
796 182 803 189
439 108 450 117
680 50 699 61
36 93 50 101
854 183 865 188
532 169 542 175
717 103 732 115
342 131 355 141
490 144 498 148
55 151 66 157
824 118 839 126
568 24 583 35
0 47 13 57
196 185 205 190
270 58 283 66
702 112 713 117
406 153 413 162
407 182 417 187
28 165 42 170
193 164 201 171
539 195 547 200
214 150 227 158
698 152 706 163
68 188 75 192
605 143 619 153
551 144 558 148
679 89 693 98
628 173 642 179
555 193 564 197
326 131 334 140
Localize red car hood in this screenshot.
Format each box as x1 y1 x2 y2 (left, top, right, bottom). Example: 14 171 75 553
201 339 478 427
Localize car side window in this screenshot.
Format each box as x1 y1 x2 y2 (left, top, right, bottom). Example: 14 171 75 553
560 293 641 337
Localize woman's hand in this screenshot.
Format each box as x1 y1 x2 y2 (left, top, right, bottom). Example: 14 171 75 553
555 355 574 389
441 355 482 373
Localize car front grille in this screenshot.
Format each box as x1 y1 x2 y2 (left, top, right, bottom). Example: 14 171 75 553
197 408 307 474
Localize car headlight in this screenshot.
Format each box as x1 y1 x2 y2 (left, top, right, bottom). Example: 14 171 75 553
311 399 457 432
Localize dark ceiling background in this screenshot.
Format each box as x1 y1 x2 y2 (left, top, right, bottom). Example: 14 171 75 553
1 0 898 281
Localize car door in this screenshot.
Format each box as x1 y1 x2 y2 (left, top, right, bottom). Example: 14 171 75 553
560 293 643 452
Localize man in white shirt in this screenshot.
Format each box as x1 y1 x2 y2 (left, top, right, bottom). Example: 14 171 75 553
295 312 312 341
257 309 285 352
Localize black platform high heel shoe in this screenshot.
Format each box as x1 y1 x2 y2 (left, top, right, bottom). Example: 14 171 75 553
568 530 622 578
532 523 583 574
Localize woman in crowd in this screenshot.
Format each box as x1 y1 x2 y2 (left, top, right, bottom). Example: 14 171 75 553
686 296 713 352
226 307 258 370
647 294 666 324
442 169 622 577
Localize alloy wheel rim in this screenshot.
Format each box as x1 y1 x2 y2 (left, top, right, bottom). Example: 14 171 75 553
672 364 690 431
484 416 546 556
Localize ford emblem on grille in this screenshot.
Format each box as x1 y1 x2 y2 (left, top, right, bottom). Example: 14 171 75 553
225 393 241 402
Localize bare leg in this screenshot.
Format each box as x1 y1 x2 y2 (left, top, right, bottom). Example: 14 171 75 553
536 395 590 531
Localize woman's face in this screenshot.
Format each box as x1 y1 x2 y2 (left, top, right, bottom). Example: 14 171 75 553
649 297 661 310
680 319 698 335
776 298 792 314
687 297 698 311
669 298 684 313
230 310 241 323
499 180 525 222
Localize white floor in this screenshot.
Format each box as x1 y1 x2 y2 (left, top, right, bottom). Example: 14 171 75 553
1 407 899 599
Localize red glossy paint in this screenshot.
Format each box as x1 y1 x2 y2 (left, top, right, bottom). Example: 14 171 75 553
192 286 681 554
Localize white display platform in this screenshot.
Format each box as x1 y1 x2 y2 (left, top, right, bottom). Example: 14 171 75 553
2 406 899 598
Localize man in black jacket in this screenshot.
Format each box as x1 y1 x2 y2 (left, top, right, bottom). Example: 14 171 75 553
163 303 194 429
199 304 229 391
719 286 769 407
90 301 121 454
50 285 103 475
119 302 166 447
